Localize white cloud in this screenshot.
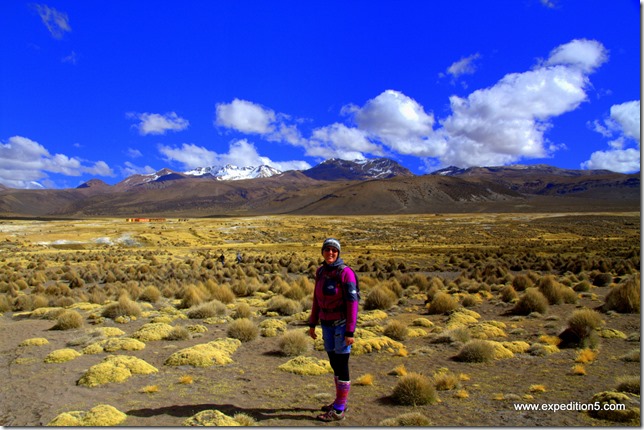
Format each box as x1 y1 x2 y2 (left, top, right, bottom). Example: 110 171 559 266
126 148 143 158
307 123 383 160
345 90 443 157
583 100 640 173
121 161 156 177
158 139 310 172
215 99 276 134
580 148 640 173
0 136 114 188
544 38 608 73
446 53 481 78
435 39 607 168
32 4 71 39
128 112 189 135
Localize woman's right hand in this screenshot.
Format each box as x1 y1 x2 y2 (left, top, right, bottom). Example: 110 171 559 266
308 327 317 340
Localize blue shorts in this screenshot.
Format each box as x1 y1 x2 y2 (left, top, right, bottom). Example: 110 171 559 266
322 323 352 354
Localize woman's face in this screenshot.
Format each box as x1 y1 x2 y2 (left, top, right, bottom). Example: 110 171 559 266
322 246 339 264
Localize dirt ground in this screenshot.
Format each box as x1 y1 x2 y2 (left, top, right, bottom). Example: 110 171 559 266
0 213 640 427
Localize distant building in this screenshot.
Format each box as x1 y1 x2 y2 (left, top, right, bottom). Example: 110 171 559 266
126 218 166 222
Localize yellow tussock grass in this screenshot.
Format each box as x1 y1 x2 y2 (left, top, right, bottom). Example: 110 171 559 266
352 336 405 355
575 348 597 363
454 389 469 399
277 356 332 375
131 322 175 342
571 364 586 375
44 348 82 363
141 385 159 393
77 355 158 387
178 375 194 384
48 404 127 427
355 373 374 386
184 409 241 426
19 337 49 347
389 364 408 376
539 335 562 346
529 384 547 393
165 338 241 367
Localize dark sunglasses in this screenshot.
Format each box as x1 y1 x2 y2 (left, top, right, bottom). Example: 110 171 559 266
323 247 339 253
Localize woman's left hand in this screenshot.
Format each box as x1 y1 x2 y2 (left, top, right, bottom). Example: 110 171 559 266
345 336 355 346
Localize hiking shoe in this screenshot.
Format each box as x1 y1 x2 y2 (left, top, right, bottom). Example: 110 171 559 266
321 403 348 412
317 408 345 422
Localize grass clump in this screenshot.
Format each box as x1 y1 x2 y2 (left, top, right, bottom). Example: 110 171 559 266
616 376 640 394
568 308 603 337
603 276 640 313
278 330 311 356
383 320 409 341
453 339 496 363
131 322 175 342
186 300 227 319
48 404 127 426
19 337 49 347
77 355 158 387
51 309 84 330
227 318 259 342
165 338 241 367
379 412 431 426
278 356 332 375
510 288 548 315
101 295 141 319
391 372 438 406
364 286 397 311
267 296 302 316
427 292 458 315
44 348 82 363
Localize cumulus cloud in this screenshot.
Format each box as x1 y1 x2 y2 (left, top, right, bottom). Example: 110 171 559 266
0 136 114 188
120 161 156 177
434 39 608 168
306 123 383 160
128 112 189 135
158 139 310 172
32 4 71 39
582 100 640 173
215 99 276 134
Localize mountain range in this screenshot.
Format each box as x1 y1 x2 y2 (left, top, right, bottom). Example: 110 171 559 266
0 158 639 218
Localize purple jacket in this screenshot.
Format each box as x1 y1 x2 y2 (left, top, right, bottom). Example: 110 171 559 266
308 258 359 337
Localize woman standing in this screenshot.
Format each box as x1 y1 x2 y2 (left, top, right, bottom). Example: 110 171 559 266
308 238 359 422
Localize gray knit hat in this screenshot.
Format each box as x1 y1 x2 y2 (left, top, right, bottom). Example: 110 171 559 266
321 238 341 255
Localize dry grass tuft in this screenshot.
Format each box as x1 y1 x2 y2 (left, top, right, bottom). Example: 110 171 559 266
364 286 397 311
427 292 458 315
575 348 597 363
603 276 640 313
391 372 438 406
453 339 496 363
510 288 549 315
379 412 432 426
278 330 311 356
383 320 409 341
227 318 259 342
51 309 84 330
354 373 374 386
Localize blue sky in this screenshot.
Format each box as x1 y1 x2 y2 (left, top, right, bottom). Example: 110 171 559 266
1 1 640 189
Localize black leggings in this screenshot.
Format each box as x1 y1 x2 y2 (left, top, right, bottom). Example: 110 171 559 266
326 351 350 381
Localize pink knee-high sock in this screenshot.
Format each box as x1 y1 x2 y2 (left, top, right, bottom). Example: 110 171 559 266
334 380 351 411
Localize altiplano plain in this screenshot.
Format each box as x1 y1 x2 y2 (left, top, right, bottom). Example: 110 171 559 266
0 213 640 426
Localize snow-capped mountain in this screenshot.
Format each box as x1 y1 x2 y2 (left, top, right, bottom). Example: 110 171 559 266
302 158 414 181
184 164 282 181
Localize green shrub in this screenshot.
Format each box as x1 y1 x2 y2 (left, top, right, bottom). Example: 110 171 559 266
453 340 496 363
227 318 259 342
391 373 438 406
